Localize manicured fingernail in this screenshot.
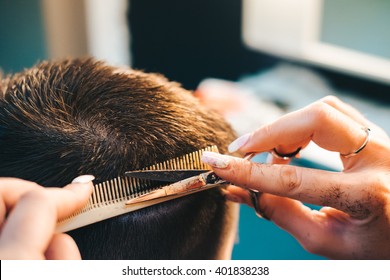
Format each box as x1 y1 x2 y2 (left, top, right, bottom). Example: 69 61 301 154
72 175 95 184
228 133 250 153
201 151 230 169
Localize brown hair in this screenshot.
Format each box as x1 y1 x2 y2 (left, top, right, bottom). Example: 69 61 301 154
0 58 237 259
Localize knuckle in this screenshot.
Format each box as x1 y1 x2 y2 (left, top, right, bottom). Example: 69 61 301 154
262 124 273 140
24 188 48 200
229 159 260 189
309 102 333 124
247 162 260 186
278 165 302 194
239 161 256 188
321 95 341 106
22 188 55 210
342 173 389 219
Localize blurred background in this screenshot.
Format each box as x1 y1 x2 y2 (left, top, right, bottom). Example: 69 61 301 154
1 0 389 259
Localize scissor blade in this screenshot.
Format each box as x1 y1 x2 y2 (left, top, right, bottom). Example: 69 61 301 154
125 169 211 182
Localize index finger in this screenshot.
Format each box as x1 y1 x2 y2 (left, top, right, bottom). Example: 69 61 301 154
202 152 370 218
229 102 369 158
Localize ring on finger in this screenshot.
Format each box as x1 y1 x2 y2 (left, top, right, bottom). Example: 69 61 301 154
271 147 302 160
340 127 371 158
248 189 270 220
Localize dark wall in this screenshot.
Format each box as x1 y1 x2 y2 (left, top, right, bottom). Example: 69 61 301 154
128 0 389 101
128 0 277 90
314 67 390 103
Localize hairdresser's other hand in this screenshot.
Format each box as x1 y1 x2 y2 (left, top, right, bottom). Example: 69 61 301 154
202 95 390 259
0 176 93 260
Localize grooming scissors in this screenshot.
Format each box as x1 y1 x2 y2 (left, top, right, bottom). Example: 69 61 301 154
125 153 268 219
124 169 227 204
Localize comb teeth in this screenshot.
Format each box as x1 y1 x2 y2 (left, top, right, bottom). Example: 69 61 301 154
144 145 218 171
56 145 219 232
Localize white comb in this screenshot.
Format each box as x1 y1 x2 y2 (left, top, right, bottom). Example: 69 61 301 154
56 145 219 232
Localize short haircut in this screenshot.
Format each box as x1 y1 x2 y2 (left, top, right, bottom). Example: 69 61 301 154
0 58 237 259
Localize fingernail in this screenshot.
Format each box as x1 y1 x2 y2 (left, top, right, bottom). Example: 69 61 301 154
201 151 230 169
71 175 95 184
228 133 250 153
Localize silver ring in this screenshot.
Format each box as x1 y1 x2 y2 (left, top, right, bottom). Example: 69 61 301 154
271 147 301 160
248 189 270 220
340 127 371 158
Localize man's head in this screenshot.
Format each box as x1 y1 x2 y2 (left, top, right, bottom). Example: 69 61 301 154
0 58 238 259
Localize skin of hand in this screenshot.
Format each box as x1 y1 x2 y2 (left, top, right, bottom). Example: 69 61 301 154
0 175 94 260
202 95 390 259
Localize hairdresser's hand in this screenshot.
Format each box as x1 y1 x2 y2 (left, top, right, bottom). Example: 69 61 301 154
202 95 390 259
0 176 94 260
